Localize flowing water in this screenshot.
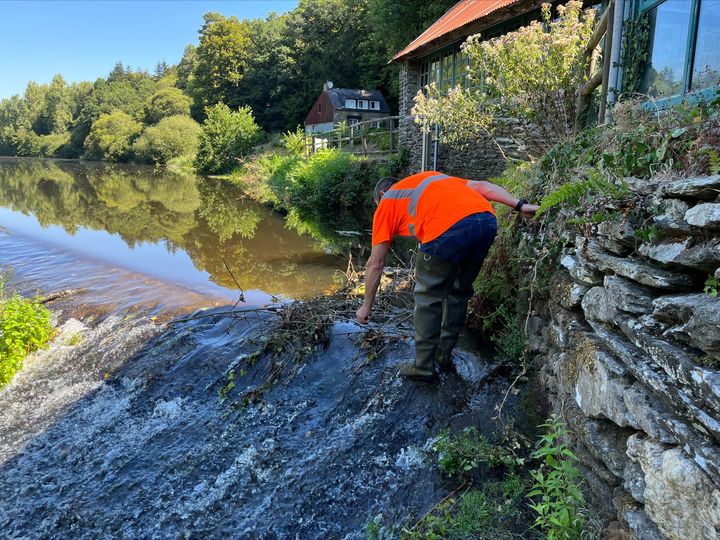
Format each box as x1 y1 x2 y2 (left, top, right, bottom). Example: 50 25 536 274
0 157 349 311
0 158 528 538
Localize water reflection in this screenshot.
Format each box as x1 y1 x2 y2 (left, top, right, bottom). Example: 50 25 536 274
0 158 349 300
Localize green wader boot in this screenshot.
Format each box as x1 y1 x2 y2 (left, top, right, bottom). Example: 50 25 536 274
399 252 457 382
436 258 485 372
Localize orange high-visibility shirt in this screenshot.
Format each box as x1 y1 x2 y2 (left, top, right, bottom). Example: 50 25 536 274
371 171 495 246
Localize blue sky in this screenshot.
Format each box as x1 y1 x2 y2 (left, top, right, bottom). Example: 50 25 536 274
0 0 298 99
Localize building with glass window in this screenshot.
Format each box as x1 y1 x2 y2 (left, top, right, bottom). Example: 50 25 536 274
636 0 719 104
304 83 391 134
392 0 720 176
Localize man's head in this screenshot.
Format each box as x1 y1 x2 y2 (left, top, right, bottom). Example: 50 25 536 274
373 176 398 205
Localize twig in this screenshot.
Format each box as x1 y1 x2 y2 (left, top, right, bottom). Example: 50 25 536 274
223 256 245 304
39 288 83 304
169 307 282 325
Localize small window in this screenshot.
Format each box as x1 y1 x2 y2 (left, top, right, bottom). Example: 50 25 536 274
357 100 368 109
345 98 356 108
370 100 380 110
349 118 360 126
318 102 322 113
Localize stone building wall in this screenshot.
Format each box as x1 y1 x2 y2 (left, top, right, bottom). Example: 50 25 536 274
527 174 720 539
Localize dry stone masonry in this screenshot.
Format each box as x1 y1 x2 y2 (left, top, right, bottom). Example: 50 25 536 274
533 174 720 539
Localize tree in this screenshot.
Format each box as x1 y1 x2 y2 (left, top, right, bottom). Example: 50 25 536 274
144 87 192 123
84 110 142 161
176 44 197 90
133 115 202 164
195 103 261 174
154 60 170 78
235 14 295 131
281 0 370 127
363 0 456 109
190 13 252 119
34 74 73 135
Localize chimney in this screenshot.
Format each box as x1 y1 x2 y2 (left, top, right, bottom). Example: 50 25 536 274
323 81 334 92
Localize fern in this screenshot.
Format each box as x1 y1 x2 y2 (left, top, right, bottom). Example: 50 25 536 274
537 172 624 216
706 148 720 175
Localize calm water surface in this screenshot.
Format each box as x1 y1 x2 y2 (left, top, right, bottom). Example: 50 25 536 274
0 158 347 311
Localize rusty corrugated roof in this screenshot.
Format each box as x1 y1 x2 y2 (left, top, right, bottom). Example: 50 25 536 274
391 0 521 62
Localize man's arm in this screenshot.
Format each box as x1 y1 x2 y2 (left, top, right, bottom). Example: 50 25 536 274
356 242 390 324
468 180 538 219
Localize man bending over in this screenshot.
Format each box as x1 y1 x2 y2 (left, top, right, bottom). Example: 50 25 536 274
355 171 538 382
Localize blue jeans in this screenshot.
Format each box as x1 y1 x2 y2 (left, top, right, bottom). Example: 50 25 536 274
419 212 497 264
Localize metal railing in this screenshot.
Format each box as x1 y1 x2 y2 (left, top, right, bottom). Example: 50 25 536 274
305 116 401 157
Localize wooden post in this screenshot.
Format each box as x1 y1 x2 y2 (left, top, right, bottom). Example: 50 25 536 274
389 119 395 152
362 124 368 156
350 126 354 153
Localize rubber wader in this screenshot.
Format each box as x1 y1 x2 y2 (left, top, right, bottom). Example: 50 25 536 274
411 251 485 375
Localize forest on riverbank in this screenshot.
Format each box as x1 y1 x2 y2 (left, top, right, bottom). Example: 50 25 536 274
0 0 454 167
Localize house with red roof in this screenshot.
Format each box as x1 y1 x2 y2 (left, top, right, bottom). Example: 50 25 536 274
392 0 720 177
392 0 557 177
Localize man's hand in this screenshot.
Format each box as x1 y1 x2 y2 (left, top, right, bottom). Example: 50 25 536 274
356 304 371 325
520 203 539 220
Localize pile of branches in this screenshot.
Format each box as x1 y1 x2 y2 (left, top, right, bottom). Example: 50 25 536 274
206 259 418 410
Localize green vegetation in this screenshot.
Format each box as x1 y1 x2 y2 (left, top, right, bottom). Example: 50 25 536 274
0 278 54 387
143 87 192 124
84 110 143 162
413 1 595 150
528 416 586 539
195 103 261 174
0 0 455 164
401 484 525 540
433 427 519 477
133 115 202 164
228 145 408 245
467 93 720 365
705 275 719 298
377 418 592 540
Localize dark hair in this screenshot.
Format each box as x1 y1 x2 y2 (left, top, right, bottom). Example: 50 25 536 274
373 176 398 205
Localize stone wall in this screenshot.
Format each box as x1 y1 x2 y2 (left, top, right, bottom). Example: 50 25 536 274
398 60 536 179
530 175 720 539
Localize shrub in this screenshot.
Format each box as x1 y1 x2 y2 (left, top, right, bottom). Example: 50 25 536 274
285 148 376 230
84 110 143 161
133 115 202 164
144 87 192 124
195 103 261 174
281 127 306 156
36 132 70 157
528 415 586 539
0 292 53 387
412 0 596 150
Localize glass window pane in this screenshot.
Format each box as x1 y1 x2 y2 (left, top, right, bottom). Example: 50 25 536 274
441 53 453 92
692 0 720 90
641 0 692 97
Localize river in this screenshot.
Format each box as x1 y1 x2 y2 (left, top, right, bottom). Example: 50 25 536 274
0 157 350 314
0 157 532 538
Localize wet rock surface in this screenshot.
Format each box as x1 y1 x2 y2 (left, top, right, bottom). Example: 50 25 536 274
0 308 514 539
